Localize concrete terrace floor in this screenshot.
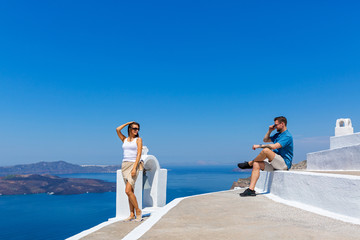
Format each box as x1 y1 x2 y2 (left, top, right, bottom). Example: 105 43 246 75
82 189 360 240
81 219 144 240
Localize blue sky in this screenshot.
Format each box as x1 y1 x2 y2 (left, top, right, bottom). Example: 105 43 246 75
1 1 360 166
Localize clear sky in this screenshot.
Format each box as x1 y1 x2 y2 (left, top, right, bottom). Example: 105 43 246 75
1 1 360 166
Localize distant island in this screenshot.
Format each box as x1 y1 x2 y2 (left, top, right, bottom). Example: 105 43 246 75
0 161 121 176
0 174 116 195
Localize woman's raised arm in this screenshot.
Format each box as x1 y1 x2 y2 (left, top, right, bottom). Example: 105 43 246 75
116 122 133 142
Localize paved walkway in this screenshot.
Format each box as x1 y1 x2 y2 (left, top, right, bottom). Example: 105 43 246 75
80 218 148 240
141 190 360 239
82 189 360 240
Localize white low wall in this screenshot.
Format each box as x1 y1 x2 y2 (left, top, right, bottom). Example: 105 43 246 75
115 169 144 219
330 132 360 149
256 171 360 222
307 144 360 170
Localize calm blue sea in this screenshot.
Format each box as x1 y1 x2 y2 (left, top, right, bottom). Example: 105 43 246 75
0 166 250 240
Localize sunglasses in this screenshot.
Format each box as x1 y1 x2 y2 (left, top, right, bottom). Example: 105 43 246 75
131 127 140 131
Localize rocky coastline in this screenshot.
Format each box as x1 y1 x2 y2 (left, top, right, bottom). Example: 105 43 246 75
0 174 116 195
0 161 121 176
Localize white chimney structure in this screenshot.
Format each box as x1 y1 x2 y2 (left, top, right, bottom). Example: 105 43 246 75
335 118 354 136
307 118 360 170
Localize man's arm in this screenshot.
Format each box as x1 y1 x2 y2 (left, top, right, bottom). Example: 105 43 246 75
252 143 282 150
263 124 276 142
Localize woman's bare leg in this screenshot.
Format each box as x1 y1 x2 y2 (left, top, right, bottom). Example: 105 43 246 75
128 198 134 215
125 182 141 217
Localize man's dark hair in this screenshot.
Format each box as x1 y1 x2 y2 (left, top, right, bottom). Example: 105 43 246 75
274 116 287 126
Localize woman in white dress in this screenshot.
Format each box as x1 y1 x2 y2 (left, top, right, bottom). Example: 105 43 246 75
116 121 143 221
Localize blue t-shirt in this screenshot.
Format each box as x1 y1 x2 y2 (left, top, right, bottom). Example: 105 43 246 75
270 130 293 169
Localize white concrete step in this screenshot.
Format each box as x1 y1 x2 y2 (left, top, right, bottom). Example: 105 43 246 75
256 170 360 224
307 144 360 170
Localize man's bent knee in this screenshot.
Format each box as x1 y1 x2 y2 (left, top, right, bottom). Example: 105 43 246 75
253 161 261 170
261 148 272 154
253 161 265 171
262 148 275 160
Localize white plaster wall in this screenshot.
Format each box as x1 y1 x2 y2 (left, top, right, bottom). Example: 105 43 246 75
142 155 167 209
256 171 360 220
255 171 274 193
115 151 167 219
157 169 167 207
330 132 360 149
307 144 360 170
115 169 143 219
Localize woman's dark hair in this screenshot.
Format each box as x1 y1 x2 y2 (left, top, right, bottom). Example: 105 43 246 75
128 122 140 138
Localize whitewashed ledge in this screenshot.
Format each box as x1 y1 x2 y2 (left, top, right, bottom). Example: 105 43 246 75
256 170 360 225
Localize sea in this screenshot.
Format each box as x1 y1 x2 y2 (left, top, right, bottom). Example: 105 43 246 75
0 165 251 240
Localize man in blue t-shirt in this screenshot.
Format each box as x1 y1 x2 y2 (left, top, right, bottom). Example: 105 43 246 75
237 116 294 197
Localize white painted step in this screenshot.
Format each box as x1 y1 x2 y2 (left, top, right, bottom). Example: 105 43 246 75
256 170 360 224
